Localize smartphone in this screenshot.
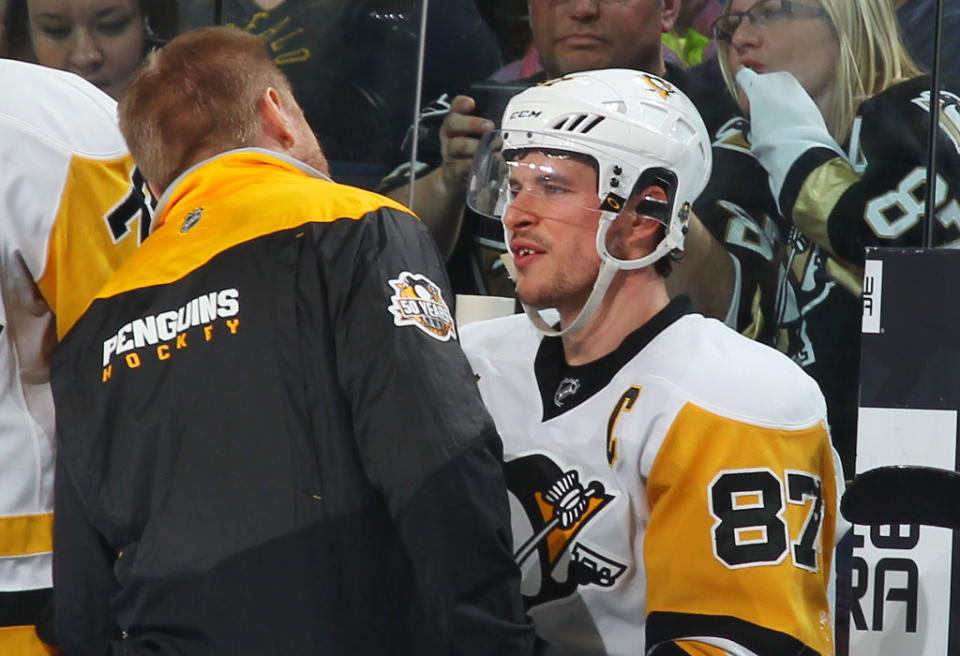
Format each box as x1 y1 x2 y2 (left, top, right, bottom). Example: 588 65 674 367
468 81 532 126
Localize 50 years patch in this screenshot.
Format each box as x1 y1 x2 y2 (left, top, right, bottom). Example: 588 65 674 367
387 272 457 342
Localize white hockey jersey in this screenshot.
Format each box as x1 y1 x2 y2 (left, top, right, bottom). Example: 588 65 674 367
461 298 841 655
0 60 151 651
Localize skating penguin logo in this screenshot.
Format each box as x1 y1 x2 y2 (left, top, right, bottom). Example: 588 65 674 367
505 454 627 608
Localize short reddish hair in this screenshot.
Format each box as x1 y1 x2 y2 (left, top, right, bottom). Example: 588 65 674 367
119 26 295 193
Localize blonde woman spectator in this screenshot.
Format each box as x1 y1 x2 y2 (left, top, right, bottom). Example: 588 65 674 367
705 0 960 475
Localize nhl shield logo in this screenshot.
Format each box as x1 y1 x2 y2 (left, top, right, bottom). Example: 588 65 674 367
180 207 203 233
553 377 580 408
387 272 457 341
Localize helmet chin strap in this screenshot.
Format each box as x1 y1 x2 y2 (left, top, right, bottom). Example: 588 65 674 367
521 259 620 337
515 211 622 338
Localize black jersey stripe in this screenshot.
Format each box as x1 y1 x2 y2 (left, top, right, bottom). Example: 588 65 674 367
0 588 51 628
646 610 820 656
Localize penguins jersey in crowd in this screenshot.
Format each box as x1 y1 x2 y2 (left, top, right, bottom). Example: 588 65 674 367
461 297 843 656
697 76 960 478
49 149 533 655
0 60 151 653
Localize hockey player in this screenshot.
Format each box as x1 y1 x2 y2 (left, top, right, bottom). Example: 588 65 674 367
461 68 844 654
0 59 152 654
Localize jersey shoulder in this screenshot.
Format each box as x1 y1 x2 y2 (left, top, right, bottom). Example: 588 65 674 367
646 314 827 429
857 75 959 160
0 61 143 337
0 60 127 157
460 312 540 366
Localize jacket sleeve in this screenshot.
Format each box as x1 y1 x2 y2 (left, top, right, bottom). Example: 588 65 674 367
315 206 535 655
53 449 120 655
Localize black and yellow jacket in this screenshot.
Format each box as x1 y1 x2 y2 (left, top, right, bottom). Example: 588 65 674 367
50 150 533 655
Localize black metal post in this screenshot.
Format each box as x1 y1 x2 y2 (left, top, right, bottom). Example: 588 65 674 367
922 0 946 248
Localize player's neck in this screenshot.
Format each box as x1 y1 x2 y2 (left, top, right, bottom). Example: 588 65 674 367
560 270 669 366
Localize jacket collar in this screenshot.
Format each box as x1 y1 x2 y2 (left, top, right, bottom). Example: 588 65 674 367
153 148 332 227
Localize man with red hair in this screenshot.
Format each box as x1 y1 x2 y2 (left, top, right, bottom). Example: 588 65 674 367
50 26 534 656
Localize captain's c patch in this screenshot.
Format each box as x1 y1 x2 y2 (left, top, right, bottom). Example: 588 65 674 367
387 272 457 342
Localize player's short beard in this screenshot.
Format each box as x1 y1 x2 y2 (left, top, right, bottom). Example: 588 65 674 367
518 261 599 316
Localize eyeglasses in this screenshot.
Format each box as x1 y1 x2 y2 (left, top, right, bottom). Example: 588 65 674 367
711 0 828 42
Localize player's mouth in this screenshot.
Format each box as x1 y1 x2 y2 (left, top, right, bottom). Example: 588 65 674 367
739 59 765 74
511 240 545 268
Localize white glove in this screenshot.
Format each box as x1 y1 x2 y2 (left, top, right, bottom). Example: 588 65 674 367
735 68 846 213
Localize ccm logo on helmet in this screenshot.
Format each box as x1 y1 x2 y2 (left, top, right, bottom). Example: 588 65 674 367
510 110 542 119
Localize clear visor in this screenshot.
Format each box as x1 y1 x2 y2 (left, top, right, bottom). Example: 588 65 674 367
467 130 669 228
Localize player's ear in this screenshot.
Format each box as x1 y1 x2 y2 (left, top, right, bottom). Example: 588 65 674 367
629 185 668 241
607 185 667 260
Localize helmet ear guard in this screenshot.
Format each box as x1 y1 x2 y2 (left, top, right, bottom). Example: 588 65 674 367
620 167 677 228
595 166 682 273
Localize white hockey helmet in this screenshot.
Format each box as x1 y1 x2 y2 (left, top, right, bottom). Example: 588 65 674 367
467 68 712 336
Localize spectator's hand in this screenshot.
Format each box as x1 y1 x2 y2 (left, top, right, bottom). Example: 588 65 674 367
438 95 496 199
735 68 845 213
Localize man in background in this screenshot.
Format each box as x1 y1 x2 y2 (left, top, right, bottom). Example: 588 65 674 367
381 0 681 251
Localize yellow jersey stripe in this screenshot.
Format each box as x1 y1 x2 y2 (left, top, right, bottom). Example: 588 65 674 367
792 157 859 257
0 513 53 557
0 625 58 655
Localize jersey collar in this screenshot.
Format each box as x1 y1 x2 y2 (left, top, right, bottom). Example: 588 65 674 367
535 295 694 421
